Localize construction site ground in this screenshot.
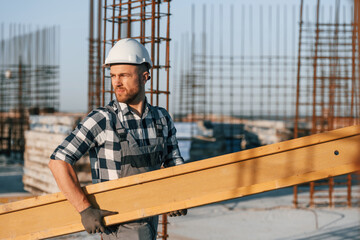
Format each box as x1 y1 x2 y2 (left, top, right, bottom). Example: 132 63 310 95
1 163 359 240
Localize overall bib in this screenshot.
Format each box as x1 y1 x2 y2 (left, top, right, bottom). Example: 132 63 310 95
101 104 166 240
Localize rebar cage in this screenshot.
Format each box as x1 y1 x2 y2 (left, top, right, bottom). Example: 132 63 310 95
0 25 60 160
88 0 171 112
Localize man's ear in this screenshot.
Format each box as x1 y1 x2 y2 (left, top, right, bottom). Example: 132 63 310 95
143 71 150 82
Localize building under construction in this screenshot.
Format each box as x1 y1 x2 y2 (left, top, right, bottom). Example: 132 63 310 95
172 0 360 208
174 1 359 125
0 24 60 162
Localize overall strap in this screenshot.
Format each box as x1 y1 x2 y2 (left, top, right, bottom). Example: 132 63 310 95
150 106 163 138
105 105 127 142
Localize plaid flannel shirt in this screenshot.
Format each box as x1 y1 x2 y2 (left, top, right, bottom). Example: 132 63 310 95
50 99 184 182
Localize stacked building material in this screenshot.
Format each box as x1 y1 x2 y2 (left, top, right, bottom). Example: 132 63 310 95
23 114 91 195
241 120 293 146
188 120 293 162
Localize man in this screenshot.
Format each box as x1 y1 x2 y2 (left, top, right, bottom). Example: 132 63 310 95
49 38 187 240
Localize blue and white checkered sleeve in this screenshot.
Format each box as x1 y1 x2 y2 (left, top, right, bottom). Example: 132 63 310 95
161 110 184 167
50 110 108 165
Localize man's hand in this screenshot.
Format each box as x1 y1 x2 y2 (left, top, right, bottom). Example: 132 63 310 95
80 206 118 234
167 209 187 217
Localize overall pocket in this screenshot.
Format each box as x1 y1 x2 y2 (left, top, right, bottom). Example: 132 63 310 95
126 150 162 168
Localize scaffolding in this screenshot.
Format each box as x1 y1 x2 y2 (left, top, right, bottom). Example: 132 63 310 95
0 24 60 162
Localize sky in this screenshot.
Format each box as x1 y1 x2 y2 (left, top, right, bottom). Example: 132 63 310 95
0 0 345 113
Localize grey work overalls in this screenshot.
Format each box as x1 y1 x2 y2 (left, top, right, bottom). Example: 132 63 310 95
101 103 166 240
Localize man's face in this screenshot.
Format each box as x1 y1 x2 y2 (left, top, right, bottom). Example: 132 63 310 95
110 64 148 104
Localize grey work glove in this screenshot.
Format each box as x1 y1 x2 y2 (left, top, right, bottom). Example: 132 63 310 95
80 206 118 234
168 209 187 217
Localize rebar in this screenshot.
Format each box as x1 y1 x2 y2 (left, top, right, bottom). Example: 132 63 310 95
173 1 359 207
294 0 360 207
174 4 298 123
0 24 60 161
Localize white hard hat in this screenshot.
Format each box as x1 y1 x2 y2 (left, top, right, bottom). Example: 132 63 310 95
104 38 153 68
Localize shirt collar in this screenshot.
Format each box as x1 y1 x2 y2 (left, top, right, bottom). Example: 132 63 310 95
111 97 151 118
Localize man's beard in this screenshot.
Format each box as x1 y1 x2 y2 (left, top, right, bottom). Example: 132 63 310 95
114 85 143 104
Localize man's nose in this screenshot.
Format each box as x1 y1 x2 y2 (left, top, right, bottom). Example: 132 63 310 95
113 76 122 84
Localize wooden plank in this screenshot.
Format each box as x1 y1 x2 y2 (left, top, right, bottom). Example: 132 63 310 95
0 195 33 204
0 125 360 239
